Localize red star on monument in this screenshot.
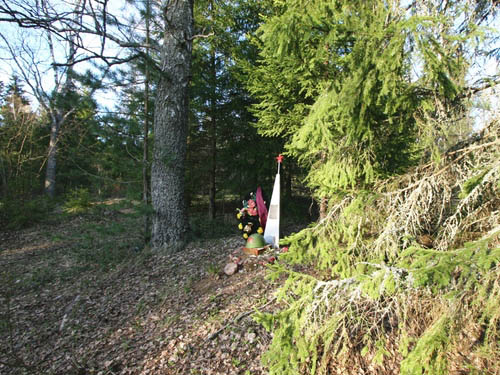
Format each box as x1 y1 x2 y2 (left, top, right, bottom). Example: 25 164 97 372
276 154 283 163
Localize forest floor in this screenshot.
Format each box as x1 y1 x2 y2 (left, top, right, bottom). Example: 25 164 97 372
0 200 295 375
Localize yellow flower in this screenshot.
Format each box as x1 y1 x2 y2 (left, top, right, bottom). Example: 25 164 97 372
257 227 263 234
243 233 248 239
237 213 242 219
238 223 243 230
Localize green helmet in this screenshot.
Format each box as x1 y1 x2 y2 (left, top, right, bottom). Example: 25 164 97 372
246 233 267 249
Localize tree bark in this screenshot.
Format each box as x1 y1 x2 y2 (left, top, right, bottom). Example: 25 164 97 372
151 0 193 252
319 197 328 220
143 0 151 243
44 116 60 198
284 164 292 199
43 4 79 199
208 45 217 220
0 155 7 197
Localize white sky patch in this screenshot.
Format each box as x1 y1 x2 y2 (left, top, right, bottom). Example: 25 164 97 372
470 57 500 131
0 0 140 113
468 8 500 131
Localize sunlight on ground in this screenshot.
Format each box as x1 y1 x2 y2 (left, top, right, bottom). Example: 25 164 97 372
1 241 54 257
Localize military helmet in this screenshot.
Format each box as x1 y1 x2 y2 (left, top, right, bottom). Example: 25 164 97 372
245 233 267 249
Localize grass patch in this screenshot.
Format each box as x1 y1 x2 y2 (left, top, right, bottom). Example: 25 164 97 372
72 244 134 272
2 200 146 292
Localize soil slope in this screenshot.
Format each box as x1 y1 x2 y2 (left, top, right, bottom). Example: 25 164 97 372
0 207 282 375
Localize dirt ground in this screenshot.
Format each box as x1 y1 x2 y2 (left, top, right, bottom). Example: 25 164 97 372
0 206 285 375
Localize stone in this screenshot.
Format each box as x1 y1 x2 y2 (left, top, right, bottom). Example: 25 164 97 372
246 332 257 344
417 234 434 248
224 262 238 276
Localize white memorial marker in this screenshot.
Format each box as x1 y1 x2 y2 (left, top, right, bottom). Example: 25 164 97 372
264 154 282 249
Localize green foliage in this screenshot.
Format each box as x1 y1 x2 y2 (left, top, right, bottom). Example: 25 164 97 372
255 135 500 375
247 3 498 369
398 238 500 292
63 188 92 214
400 316 451 375
247 0 483 197
0 65 149 205
279 192 381 275
254 268 318 375
260 209 500 374
459 169 489 199
0 195 55 230
0 76 47 199
0 71 138 207
188 0 286 208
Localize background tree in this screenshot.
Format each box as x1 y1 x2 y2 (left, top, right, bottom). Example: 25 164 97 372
0 0 194 248
188 0 291 222
143 0 152 239
0 0 314 239
0 76 43 198
0 1 110 198
150 0 194 251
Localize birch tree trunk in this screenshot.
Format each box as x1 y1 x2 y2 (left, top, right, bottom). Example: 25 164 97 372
44 115 61 197
42 0 80 198
151 0 193 252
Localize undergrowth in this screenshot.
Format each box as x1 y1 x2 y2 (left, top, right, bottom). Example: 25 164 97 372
255 122 500 374
0 195 55 230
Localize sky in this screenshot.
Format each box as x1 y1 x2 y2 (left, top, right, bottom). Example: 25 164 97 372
470 57 499 131
0 0 138 111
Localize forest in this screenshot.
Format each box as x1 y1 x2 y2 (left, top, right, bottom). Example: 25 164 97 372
1 0 499 374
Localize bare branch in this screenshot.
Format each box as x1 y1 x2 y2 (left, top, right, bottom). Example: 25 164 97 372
188 32 215 41
463 78 500 97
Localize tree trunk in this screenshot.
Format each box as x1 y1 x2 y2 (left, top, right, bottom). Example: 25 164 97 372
284 164 292 199
151 0 193 252
143 0 151 244
208 46 217 220
0 155 7 197
43 19 77 199
44 116 60 198
319 197 328 220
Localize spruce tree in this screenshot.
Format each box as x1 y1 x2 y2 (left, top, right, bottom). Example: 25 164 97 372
248 1 499 374
187 0 283 214
247 0 480 198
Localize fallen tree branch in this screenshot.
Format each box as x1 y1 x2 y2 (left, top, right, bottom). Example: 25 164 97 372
59 295 81 332
382 138 500 196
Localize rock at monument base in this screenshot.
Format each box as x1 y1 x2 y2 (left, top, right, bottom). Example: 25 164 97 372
224 262 238 276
